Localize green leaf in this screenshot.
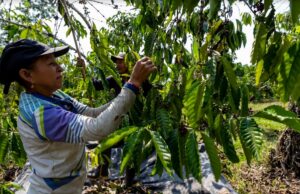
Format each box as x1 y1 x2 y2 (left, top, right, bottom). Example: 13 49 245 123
221 57 239 91
151 155 164 176
178 129 189 177
185 131 201 182
183 0 200 14
220 126 240 163
167 129 183 178
66 27 72 37
156 108 173 139
273 35 291 73
290 0 300 23
120 129 143 173
241 84 249 117
97 126 138 152
0 133 9 164
213 114 222 144
251 23 268 64
202 133 222 180
239 117 263 164
183 81 205 129
11 133 26 166
221 57 240 111
149 130 173 175
242 13 252 26
255 59 264 86
20 28 29 39
144 31 156 56
229 117 238 140
254 105 300 132
171 0 183 12
285 44 300 100
208 0 221 20
192 37 200 62
264 0 272 12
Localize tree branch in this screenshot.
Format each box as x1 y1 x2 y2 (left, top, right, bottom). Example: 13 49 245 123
60 0 87 79
66 0 92 30
241 0 258 18
0 18 88 61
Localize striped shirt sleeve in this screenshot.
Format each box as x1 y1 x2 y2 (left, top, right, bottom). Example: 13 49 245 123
31 88 136 143
32 104 84 143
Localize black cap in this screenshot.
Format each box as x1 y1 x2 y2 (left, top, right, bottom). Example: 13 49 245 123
0 39 69 94
111 52 125 63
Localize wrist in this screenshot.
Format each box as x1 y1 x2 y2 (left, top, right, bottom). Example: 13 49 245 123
127 79 141 88
124 81 140 95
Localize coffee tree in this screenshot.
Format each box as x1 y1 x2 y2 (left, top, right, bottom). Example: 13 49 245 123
1 0 300 190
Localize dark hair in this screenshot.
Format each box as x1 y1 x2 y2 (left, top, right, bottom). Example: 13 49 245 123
15 60 36 88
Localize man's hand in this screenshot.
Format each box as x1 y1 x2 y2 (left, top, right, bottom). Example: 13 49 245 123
128 57 156 88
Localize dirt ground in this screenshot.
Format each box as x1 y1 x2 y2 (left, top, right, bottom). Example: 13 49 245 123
228 162 300 194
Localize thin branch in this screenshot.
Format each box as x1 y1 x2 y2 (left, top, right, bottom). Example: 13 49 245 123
241 0 258 18
87 1 106 19
8 0 13 21
0 18 88 61
223 0 227 20
88 0 125 8
66 1 92 30
60 0 86 79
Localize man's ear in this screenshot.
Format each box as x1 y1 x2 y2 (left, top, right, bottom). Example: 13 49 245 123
19 68 33 83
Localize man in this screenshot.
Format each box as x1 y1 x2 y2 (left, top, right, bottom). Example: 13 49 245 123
88 53 152 178
92 53 152 96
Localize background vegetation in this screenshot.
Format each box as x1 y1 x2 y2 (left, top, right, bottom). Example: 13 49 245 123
1 0 300 193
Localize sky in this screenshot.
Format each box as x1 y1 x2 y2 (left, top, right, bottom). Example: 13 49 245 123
2 0 290 65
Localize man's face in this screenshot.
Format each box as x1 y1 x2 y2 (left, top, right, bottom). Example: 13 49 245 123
116 59 128 74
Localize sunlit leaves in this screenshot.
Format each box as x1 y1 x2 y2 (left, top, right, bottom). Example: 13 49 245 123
242 13 252 26
255 59 264 86
251 23 268 65
97 126 139 153
254 105 300 133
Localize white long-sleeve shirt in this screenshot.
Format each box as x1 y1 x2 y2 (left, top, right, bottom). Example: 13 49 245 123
17 88 136 194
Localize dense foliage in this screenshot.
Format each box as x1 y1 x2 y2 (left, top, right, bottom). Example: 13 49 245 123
1 0 300 192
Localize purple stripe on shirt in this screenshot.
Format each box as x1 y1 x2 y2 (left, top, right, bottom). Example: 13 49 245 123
42 105 76 142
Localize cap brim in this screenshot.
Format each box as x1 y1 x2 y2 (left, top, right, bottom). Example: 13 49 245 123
40 46 69 57
111 55 124 62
